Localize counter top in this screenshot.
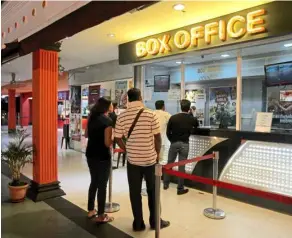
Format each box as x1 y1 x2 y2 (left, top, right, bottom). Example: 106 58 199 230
193 128 292 144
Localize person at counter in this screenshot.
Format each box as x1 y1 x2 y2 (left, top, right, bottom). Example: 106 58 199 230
109 102 118 128
217 105 230 129
189 106 196 117
164 99 199 195
154 100 171 162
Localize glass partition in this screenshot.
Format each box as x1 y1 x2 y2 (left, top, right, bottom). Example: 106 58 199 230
144 61 181 115
143 52 237 129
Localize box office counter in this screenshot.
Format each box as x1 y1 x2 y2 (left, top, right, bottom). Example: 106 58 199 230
160 129 292 215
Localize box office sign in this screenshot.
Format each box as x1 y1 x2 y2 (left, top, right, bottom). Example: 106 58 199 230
119 2 292 65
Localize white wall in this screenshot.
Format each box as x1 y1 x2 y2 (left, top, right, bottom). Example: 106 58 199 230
69 60 133 86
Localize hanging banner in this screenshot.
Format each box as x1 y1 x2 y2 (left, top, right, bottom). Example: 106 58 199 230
209 87 236 127
70 86 81 114
115 80 128 109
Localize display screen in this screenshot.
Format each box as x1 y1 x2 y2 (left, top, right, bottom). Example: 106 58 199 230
265 61 292 87
154 75 170 92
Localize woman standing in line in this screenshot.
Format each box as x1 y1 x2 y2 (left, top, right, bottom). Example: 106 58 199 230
86 97 114 223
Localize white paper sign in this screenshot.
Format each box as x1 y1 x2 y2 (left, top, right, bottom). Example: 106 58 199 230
255 112 273 133
144 87 153 101
168 89 181 100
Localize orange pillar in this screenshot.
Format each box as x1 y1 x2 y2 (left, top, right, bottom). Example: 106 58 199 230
20 92 31 127
28 49 65 202
8 89 16 133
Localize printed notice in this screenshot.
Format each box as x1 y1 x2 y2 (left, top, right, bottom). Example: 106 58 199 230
168 89 181 100
255 112 273 133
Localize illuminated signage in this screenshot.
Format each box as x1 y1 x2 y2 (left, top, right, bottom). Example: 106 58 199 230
119 2 292 65
136 10 265 58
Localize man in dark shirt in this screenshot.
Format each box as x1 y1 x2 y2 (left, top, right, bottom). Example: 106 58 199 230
164 99 199 195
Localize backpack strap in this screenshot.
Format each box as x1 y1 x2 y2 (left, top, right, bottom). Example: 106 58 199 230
128 108 144 139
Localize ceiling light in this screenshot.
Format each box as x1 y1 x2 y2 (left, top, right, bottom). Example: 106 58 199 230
176 61 181 64
86 66 90 69
173 3 185 11
65 36 70 40
284 43 292 48
107 33 115 38
221 54 230 58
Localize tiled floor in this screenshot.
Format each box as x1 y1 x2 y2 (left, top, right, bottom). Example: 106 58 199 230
2 127 292 238
1 175 95 238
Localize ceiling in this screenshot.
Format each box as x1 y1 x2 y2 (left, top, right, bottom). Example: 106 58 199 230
1 1 273 85
1 0 89 44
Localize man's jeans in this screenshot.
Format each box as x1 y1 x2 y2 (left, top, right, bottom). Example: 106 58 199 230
163 141 189 191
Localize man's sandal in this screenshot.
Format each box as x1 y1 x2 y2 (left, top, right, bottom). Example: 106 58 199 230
95 214 114 224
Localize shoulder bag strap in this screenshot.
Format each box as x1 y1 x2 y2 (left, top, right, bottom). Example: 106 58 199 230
128 108 144 139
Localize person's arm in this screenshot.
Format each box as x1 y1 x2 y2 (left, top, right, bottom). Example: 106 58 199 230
166 117 172 141
193 117 199 129
84 113 90 138
104 126 113 148
152 113 161 161
114 116 126 152
154 134 162 159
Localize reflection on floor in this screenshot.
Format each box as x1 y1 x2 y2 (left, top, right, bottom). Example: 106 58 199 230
2 127 292 238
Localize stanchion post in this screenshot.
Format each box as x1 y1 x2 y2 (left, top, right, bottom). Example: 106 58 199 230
203 151 225 220
105 147 120 213
155 163 162 238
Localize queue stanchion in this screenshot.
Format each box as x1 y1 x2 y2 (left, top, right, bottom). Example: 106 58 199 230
203 151 225 219
155 163 162 238
105 147 120 213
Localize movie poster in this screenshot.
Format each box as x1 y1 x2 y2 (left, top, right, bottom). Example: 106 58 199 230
81 86 89 117
185 89 205 120
128 79 134 89
88 85 100 108
267 90 292 125
115 80 128 109
70 86 81 114
209 87 236 127
70 113 81 141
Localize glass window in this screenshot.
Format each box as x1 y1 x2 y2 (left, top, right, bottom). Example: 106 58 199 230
241 40 292 134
